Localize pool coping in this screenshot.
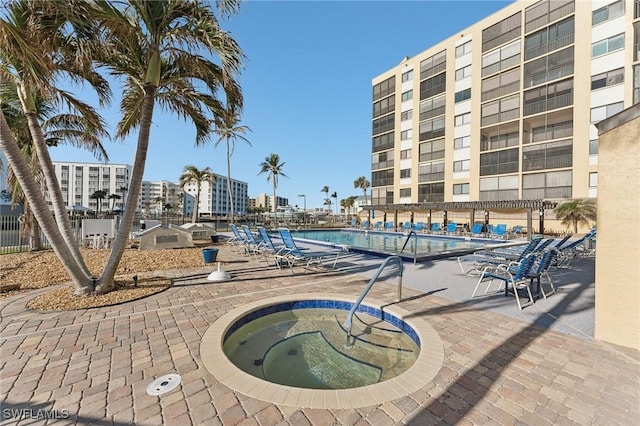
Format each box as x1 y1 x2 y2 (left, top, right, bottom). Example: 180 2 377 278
200 293 444 409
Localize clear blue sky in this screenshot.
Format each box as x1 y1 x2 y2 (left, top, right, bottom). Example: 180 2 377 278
49 0 512 210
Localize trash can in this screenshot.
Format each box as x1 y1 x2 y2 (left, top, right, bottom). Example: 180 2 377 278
202 248 219 264
210 235 220 243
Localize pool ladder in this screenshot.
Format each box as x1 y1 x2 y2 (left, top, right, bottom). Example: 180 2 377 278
343 256 403 341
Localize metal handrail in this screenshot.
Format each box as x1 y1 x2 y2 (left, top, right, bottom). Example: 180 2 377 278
343 255 403 337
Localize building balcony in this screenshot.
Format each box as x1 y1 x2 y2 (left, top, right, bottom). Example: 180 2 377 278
523 92 573 116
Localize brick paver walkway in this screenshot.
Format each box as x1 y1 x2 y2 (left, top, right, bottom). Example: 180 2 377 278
1 246 639 425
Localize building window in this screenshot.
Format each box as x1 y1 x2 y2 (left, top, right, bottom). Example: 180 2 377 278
401 69 414 82
589 172 598 188
591 68 624 90
590 102 624 123
372 131 394 153
481 40 520 78
522 139 573 171
589 139 598 155
591 33 625 58
418 161 445 183
523 79 573 116
455 65 472 81
592 0 625 25
522 170 572 198
524 16 574 61
401 129 412 140
399 188 411 197
482 67 520 102
372 151 394 170
400 169 411 179
482 12 521 53
373 96 395 118
479 175 519 201
419 72 447 100
419 139 445 162
373 77 395 102
454 113 471 126
371 188 394 204
419 50 446 80
480 148 519 176
454 136 471 149
417 182 444 202
454 88 471 103
481 93 520 125
453 159 470 172
400 149 412 159
372 113 395 135
401 90 413 102
419 94 446 120
372 169 394 187
524 46 574 89
453 183 470 195
418 117 445 141
401 109 413 121
455 41 472 57
525 0 575 33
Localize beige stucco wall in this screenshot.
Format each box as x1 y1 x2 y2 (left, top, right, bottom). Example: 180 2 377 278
594 107 640 350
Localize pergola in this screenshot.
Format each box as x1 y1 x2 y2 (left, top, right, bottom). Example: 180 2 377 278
361 199 558 239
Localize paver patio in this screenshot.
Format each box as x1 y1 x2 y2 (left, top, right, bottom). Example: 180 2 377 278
1 245 638 425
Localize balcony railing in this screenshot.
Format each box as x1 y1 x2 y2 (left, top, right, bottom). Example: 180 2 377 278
525 61 574 88
525 32 574 61
523 92 573 116
481 108 520 127
522 154 572 172
481 81 520 102
530 122 573 143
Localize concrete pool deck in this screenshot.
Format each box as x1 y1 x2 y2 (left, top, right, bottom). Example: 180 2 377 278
1 244 638 425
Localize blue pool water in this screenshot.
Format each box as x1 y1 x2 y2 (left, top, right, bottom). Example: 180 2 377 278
223 300 420 389
288 229 499 259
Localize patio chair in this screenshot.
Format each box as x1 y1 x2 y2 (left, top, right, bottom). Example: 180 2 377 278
278 228 343 273
490 223 508 239
508 225 523 239
257 227 291 267
472 252 538 310
402 222 413 232
241 225 265 258
430 223 441 234
414 222 425 232
527 248 558 300
446 222 458 235
384 221 394 231
373 221 383 231
458 235 543 276
360 220 370 230
228 224 249 252
470 223 484 237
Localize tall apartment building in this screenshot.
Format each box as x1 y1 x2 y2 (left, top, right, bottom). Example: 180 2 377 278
51 161 132 212
140 180 181 215
183 174 249 217
371 0 639 206
251 193 289 212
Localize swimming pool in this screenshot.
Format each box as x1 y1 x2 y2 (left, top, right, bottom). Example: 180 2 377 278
288 229 502 261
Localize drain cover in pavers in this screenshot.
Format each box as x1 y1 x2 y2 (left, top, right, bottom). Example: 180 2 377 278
146 374 182 396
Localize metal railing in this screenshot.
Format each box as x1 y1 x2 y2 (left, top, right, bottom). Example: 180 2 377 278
343 255 404 340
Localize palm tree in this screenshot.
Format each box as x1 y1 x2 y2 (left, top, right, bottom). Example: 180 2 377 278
0 0 111 291
354 176 370 206
108 193 121 211
89 0 244 293
341 196 356 217
321 186 330 212
331 191 338 215
213 105 251 222
179 165 215 223
258 154 287 213
554 199 597 234
90 190 107 214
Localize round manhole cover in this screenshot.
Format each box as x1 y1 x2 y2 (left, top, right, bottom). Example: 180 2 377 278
146 374 182 396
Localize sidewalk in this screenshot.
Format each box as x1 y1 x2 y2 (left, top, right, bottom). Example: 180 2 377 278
1 246 638 425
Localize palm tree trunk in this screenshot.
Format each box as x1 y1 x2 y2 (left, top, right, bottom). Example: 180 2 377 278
226 141 234 222
26 209 43 251
272 184 277 213
193 182 200 223
24 110 92 278
97 86 157 294
1 111 92 293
